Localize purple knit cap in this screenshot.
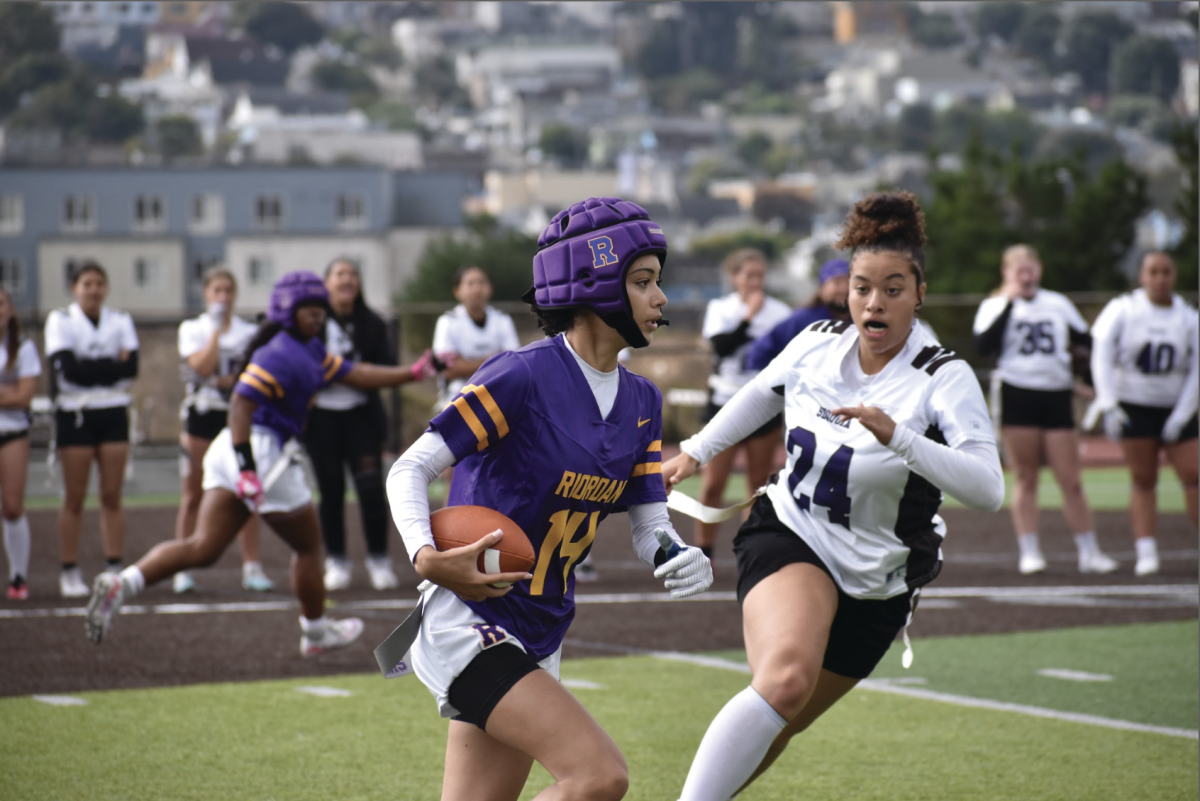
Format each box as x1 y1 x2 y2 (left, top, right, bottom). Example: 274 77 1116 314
818 258 850 285
267 271 330 326
527 197 667 325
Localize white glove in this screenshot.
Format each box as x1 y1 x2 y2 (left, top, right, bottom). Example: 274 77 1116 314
1162 412 1190 444
1083 399 1127 442
652 529 713 599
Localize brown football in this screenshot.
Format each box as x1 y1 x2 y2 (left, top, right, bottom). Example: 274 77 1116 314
430 505 536 584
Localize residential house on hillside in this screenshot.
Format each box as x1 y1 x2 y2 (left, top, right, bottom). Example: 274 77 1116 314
144 32 289 87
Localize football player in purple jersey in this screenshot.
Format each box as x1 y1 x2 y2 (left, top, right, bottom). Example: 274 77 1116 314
387 198 713 800
84 271 439 657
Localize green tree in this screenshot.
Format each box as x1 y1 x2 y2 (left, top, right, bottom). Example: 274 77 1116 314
1014 5 1062 73
403 216 539 307
367 100 421 133
911 11 963 50
736 130 773 170
413 55 468 109
156 115 203 159
895 103 936 152
235 2 324 54
974 2 1027 43
1061 11 1134 95
84 94 144 143
538 123 589 167
1110 35 1180 102
0 52 71 116
1034 127 1123 173
1169 125 1198 288
688 229 795 263
0 2 60 64
649 67 724 114
1105 93 1177 141
311 61 379 106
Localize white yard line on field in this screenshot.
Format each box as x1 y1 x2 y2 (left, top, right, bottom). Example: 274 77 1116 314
563 639 1200 741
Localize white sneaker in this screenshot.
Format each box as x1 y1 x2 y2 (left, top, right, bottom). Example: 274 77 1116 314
323 558 351 592
60 567 89 599
85 573 125 644
1018 551 1046 575
300 617 364 657
365 556 399 591
173 572 196 594
242 563 275 592
1135 553 1160 576
575 560 600 583
1079 550 1119 574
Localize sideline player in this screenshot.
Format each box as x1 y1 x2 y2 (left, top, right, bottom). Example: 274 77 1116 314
386 198 713 800
1087 251 1198 575
0 287 40 600
174 267 272 594
973 245 1116 575
695 248 791 559
84 271 438 656
661 191 1004 800
431 265 520 411
744 258 851 371
45 262 138 597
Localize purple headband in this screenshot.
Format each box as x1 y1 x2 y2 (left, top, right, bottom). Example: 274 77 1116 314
818 259 850 285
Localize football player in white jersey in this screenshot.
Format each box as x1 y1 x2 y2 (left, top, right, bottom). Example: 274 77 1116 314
662 192 1004 801
306 258 404 592
0 287 40 600
44 262 140 598
173 268 272 595
1087 251 1198 575
973 245 1116 576
695 248 792 560
431 265 520 410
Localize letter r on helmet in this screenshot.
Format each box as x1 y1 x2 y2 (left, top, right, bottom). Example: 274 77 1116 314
587 236 619 268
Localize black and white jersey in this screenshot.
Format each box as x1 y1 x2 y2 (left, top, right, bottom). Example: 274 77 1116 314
0 337 41 433
973 290 1089 391
313 317 368 411
431 304 520 408
44 303 138 411
758 320 994 599
703 292 791 405
178 313 257 415
1091 289 1198 409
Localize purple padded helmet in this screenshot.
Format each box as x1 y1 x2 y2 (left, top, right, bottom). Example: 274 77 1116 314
267 271 330 327
523 197 667 348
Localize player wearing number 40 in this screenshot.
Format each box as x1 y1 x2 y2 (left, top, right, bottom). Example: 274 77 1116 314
386 197 712 800
660 191 1005 801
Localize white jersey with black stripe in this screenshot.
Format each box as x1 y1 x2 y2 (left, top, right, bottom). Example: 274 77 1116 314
973 290 1089 391
313 317 369 411
1090 290 1198 409
178 313 257 415
432 305 520 408
44 303 138 411
0 337 41 433
758 319 995 600
702 292 792 405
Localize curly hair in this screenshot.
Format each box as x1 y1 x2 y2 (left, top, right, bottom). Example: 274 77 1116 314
531 306 581 338
834 191 927 282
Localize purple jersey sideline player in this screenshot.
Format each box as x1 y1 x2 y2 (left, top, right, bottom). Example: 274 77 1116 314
386 197 714 800
84 271 439 656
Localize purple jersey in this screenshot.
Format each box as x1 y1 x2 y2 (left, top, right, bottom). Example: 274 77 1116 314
234 329 353 441
429 335 666 660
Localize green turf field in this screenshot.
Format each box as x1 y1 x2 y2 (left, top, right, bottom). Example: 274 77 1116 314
3 622 1195 800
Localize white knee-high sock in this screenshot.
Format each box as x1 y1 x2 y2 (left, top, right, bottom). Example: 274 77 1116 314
679 686 787 801
3 515 30 581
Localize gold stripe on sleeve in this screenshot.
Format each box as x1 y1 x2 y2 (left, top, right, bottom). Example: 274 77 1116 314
451 395 490 451
239 373 273 398
245 364 284 397
630 462 663 478
323 354 344 381
462 384 509 439
646 440 662 452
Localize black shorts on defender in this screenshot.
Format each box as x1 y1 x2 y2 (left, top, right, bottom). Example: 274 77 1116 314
1000 383 1074 429
703 402 784 442
184 408 227 441
733 494 914 680
448 643 540 730
1119 401 1200 442
55 407 129 448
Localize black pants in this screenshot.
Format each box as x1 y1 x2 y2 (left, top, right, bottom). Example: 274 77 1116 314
304 406 389 558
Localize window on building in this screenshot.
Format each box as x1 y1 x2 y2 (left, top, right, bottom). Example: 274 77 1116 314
63 195 95 232
134 257 162 291
191 255 220 286
0 258 24 294
255 195 284 230
134 195 165 232
336 193 367 229
190 194 224 233
248 256 273 287
0 195 23 235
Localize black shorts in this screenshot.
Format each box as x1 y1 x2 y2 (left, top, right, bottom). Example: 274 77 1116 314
733 494 914 680
0 429 29 450
1119 401 1200 442
448 642 540 730
184 409 227 441
1000 383 1074 429
55 407 129 448
704 402 783 442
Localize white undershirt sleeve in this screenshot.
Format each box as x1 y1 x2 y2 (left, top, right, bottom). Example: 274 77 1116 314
1168 317 1200 425
680 378 784 464
887 426 1005 512
385 430 457 564
1089 301 1121 409
628 503 685 567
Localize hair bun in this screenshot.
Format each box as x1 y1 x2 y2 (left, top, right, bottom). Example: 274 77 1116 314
835 191 927 251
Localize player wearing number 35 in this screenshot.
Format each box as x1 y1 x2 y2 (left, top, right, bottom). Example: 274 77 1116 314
84 271 437 657
660 192 1004 801
386 197 712 800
